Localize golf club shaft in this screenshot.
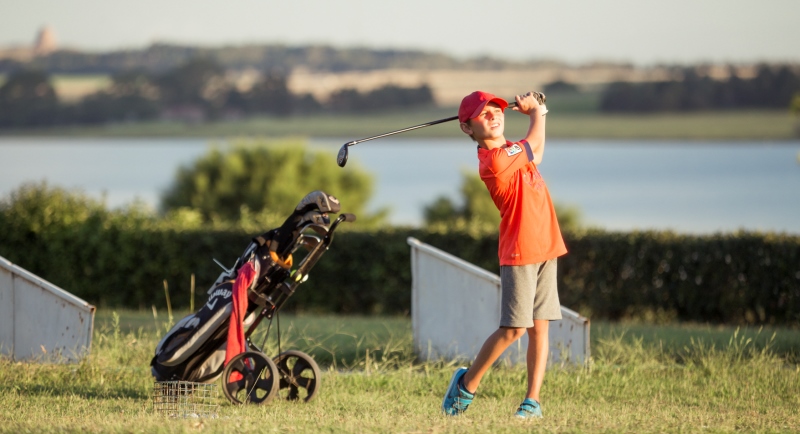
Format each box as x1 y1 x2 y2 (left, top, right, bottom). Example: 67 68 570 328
345 101 518 147
346 115 455 146
337 93 544 167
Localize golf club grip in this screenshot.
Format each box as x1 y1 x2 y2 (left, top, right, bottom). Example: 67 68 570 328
509 91 546 106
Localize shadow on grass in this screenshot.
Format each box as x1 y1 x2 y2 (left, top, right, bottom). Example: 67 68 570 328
592 321 800 364
94 310 800 373
3 382 148 401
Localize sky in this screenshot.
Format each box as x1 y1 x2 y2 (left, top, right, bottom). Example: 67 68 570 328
0 0 798 66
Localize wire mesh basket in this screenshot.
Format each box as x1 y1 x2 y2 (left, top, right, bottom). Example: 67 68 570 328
152 381 219 419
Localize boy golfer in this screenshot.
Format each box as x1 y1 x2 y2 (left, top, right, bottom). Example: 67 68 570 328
441 91 567 419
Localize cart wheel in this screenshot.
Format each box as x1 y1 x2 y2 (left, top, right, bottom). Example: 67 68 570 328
222 351 279 405
273 350 321 402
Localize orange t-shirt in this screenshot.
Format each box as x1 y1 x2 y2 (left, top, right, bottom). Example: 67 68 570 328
477 140 567 265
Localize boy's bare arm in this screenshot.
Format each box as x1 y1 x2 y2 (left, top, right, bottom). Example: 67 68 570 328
511 92 548 164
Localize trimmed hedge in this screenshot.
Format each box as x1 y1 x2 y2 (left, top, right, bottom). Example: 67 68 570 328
557 231 800 325
1 216 798 324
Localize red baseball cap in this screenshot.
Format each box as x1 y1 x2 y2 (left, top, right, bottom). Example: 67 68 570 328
458 91 508 123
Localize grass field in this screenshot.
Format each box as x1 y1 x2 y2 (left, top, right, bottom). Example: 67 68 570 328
1 310 798 433
0 73 112 103
50 74 113 103
6 107 798 141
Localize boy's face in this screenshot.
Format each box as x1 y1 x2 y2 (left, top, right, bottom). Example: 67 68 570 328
460 102 505 141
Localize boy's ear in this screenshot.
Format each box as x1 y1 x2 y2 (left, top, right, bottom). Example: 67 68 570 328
459 122 473 135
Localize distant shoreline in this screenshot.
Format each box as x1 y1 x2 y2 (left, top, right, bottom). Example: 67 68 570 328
0 110 797 141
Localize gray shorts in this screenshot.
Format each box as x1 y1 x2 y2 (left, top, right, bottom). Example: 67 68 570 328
500 259 562 328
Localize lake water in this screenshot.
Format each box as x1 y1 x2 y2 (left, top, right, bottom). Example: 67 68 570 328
1 136 799 234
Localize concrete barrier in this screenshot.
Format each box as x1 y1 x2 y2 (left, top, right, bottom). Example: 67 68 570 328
0 255 95 362
408 237 589 365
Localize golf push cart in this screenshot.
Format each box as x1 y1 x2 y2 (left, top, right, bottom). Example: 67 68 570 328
151 190 355 405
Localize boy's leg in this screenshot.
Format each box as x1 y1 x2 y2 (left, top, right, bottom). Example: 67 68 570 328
463 326 526 393
443 326 524 415
443 263 537 415
515 258 561 419
525 319 550 401
463 263 537 392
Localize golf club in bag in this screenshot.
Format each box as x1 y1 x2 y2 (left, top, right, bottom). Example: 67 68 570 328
336 92 545 167
151 190 355 405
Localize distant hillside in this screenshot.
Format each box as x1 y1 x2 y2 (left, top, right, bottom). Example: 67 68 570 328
3 42 797 108
0 42 567 75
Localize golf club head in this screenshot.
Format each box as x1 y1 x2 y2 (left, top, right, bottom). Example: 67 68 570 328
337 143 349 167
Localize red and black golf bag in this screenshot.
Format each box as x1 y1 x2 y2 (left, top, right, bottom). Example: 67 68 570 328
150 190 355 404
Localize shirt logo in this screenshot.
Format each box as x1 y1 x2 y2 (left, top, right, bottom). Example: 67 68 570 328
505 144 522 156
523 167 544 190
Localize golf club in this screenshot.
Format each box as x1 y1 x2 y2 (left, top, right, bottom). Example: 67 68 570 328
336 92 545 167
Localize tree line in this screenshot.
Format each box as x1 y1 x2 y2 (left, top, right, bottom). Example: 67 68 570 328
0 42 537 76
0 58 435 127
600 64 800 112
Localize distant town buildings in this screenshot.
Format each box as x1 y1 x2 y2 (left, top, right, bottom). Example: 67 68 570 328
34 26 57 55
0 26 57 61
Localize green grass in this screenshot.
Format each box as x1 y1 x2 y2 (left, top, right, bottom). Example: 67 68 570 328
49 74 113 90
1 310 799 433
5 108 798 141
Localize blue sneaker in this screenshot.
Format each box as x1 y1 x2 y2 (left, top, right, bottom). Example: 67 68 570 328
441 367 474 416
515 398 543 419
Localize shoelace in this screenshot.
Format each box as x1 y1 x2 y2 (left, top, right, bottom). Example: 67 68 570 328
452 389 474 412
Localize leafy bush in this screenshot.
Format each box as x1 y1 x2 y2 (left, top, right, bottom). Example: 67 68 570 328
160 139 385 226
557 230 800 325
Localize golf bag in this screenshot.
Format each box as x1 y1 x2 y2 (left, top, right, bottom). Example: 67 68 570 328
150 190 354 404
